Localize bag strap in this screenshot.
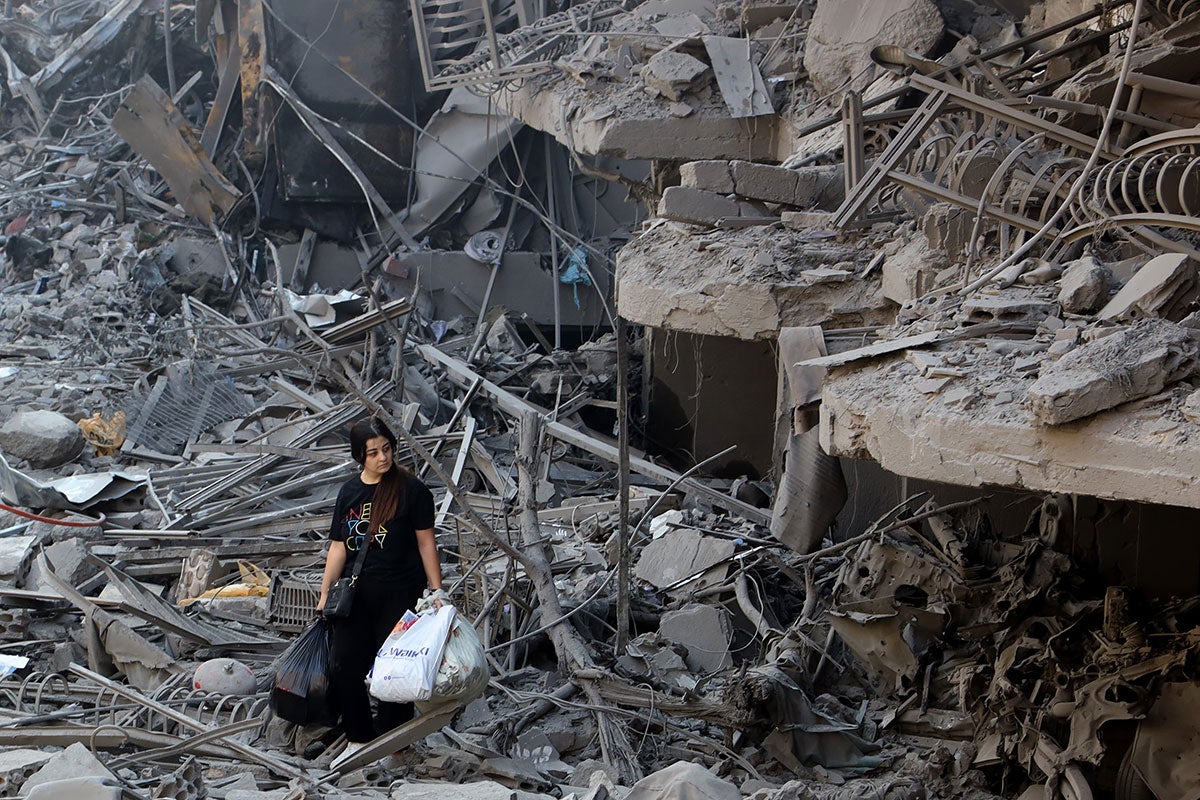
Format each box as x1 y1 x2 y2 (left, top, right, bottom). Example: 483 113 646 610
347 530 373 584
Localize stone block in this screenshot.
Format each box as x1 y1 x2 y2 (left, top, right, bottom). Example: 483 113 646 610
658 186 743 226
0 410 84 468
679 161 733 194
794 163 845 209
1058 256 1112 314
1027 319 1198 425
659 603 733 672
641 51 711 101
730 160 799 205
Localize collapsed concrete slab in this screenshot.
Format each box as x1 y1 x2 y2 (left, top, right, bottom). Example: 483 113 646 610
496 78 783 161
617 223 892 339
820 335 1200 509
1027 320 1197 425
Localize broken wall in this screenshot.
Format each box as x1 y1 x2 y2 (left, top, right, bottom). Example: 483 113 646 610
644 328 777 479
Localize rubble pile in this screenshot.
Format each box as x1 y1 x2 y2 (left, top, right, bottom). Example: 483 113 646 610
1 0 1200 797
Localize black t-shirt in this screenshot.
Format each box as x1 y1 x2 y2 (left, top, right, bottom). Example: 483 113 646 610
328 475 436 584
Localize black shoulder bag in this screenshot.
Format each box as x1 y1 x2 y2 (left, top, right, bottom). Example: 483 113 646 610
323 533 371 619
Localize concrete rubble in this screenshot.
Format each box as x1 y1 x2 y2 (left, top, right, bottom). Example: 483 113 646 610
1 0 1200 799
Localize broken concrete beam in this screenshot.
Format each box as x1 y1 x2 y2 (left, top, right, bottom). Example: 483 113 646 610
1058 256 1112 314
1027 319 1198 425
804 0 944 95
659 603 733 672
0 410 85 468
641 51 712 101
729 161 799 206
781 211 835 230
658 186 764 226
1099 253 1198 322
680 161 734 194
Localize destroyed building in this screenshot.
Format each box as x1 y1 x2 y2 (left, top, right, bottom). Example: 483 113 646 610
3 0 1200 798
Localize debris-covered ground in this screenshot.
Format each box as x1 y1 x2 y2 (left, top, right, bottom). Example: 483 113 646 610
2 0 1200 798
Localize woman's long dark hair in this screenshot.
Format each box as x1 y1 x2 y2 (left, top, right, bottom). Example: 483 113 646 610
349 417 413 535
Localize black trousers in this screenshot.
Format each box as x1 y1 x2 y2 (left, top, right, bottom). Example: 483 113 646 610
330 575 424 742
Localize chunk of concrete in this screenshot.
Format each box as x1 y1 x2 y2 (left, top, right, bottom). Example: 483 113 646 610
803 0 944 96
961 294 1057 325
21 743 116 794
634 528 735 590
658 186 743 226
883 237 943 305
23 777 122 800
0 410 85 468
642 51 712 101
659 603 733 672
0 749 52 796
1027 319 1198 425
730 160 800 205
44 537 98 585
624 761 741 800
923 203 975 256
0 535 37 586
680 160 734 194
1058 256 1112 314
390 779 554 800
1099 253 1197 322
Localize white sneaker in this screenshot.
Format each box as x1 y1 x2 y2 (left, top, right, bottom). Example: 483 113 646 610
342 741 368 759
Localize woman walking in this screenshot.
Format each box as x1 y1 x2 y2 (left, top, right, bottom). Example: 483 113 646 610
317 416 445 758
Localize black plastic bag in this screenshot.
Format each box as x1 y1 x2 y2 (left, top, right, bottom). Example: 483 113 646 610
269 618 336 725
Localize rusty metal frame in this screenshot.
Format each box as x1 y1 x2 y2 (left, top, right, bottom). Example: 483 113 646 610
410 0 623 92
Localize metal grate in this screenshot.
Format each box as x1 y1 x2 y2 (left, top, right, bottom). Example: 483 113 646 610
123 361 253 455
268 569 323 632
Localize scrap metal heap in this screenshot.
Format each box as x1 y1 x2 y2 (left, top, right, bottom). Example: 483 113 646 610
1 0 1200 799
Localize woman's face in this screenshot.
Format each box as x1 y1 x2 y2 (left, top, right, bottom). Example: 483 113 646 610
361 435 394 480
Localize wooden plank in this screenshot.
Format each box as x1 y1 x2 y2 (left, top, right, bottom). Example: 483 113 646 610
703 35 773 118
201 27 242 157
111 76 241 224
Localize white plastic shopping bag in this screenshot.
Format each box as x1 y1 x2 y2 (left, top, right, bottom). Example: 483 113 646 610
413 595 489 706
369 605 456 703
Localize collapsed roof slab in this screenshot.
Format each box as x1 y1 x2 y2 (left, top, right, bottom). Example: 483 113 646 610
616 222 892 339
496 80 782 161
819 346 1200 510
